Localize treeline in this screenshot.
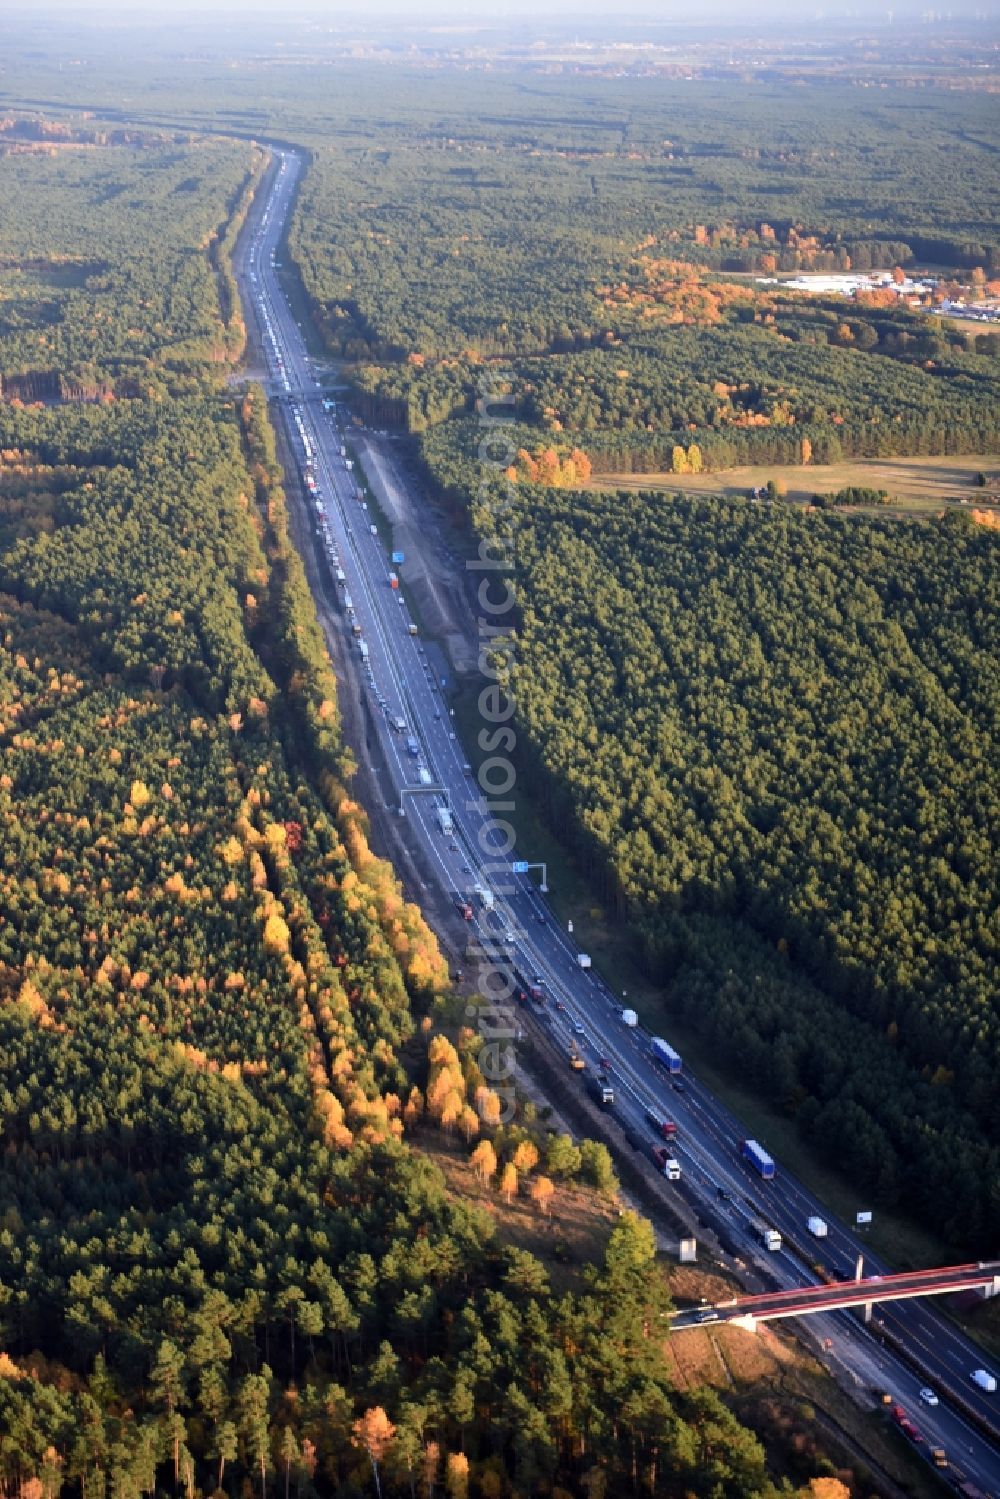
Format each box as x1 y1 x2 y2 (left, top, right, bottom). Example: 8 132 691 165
469 481 998 1248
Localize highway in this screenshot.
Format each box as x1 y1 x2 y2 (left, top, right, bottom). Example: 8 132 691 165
236 147 1000 1494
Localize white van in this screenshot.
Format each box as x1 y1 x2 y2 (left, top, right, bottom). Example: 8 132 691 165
971 1368 997 1393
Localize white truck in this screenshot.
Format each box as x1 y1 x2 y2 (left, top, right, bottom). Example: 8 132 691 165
474 885 495 912
436 806 454 834
620 1008 639 1027
752 1220 782 1253
577 953 592 970
971 1368 997 1393
417 766 432 786
807 1215 828 1238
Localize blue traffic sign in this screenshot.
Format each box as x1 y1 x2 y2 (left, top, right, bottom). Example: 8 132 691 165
512 860 529 874
391 551 405 565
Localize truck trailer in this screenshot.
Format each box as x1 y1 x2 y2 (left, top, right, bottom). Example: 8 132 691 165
650 1037 683 1075
436 805 454 834
741 1139 776 1180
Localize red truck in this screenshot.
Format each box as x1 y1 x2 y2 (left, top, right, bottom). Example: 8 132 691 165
890 1406 923 1444
645 1109 677 1139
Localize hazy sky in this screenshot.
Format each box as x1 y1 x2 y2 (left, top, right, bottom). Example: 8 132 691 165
7 0 994 38
4 0 933 22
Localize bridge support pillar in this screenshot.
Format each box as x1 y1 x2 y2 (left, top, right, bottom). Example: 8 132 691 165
863 1301 873 1325
855 1254 864 1281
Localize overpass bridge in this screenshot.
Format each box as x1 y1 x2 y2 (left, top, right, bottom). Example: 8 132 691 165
674 1261 1000 1330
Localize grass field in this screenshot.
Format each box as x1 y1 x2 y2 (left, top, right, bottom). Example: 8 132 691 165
588 454 1000 516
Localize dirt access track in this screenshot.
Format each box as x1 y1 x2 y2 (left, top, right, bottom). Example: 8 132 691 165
352 432 478 676
587 453 1000 514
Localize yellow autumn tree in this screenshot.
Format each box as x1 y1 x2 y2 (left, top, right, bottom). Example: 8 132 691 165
471 1139 497 1184
446 1452 470 1499
512 1140 539 1173
403 1086 425 1131
440 1090 464 1133
263 911 291 954
500 1162 518 1204
353 1408 395 1496
531 1176 555 1216
474 1085 502 1127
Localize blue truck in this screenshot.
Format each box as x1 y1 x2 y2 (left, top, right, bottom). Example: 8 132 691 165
650 1037 683 1075
741 1138 776 1180
405 736 420 757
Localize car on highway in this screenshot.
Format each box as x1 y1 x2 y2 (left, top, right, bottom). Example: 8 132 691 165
598 1056 613 1071
554 1000 566 1012
572 1020 585 1035
694 1309 719 1324
918 1388 938 1406
672 1080 686 1093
